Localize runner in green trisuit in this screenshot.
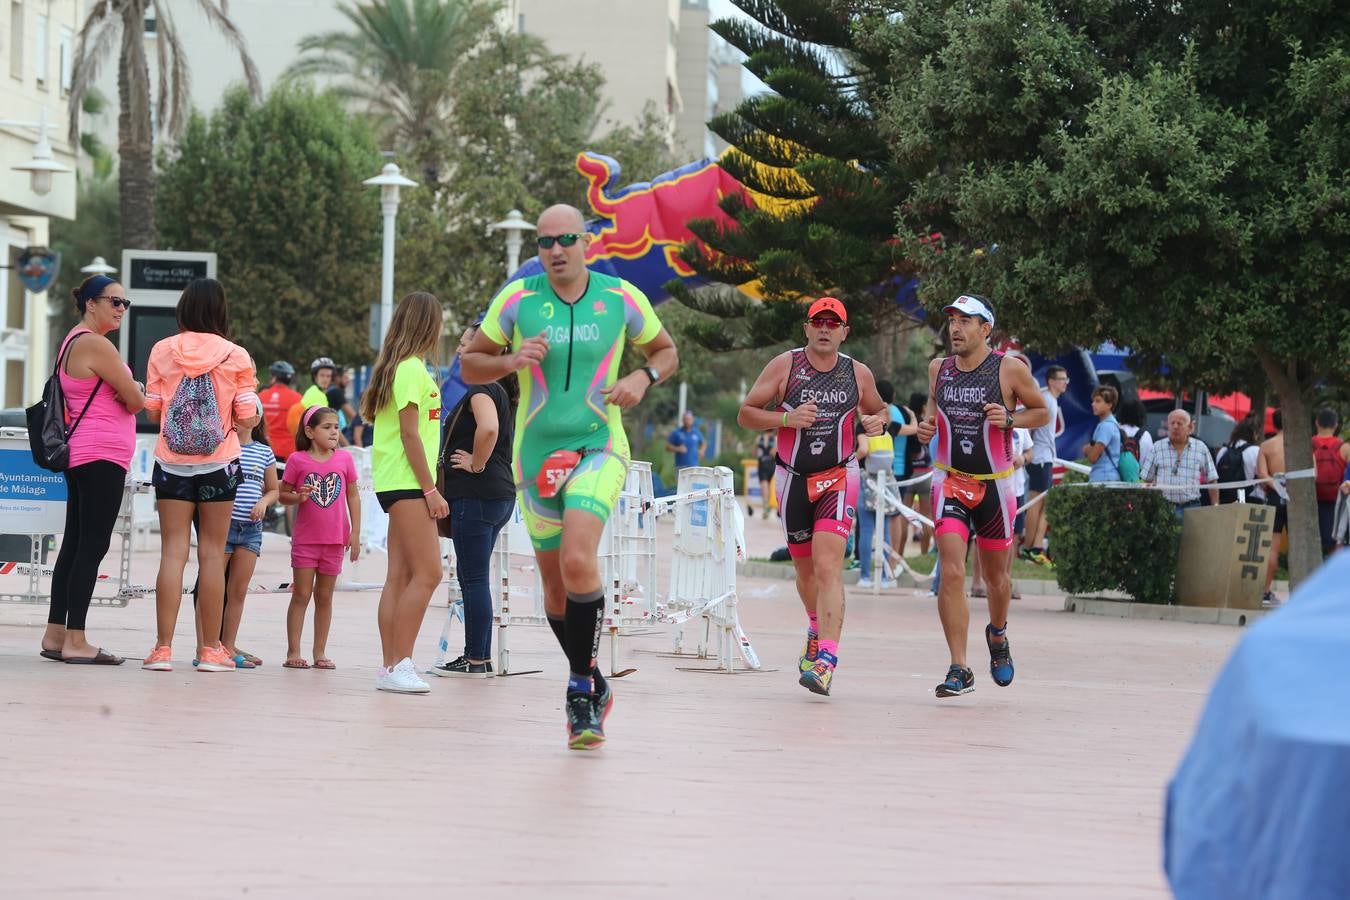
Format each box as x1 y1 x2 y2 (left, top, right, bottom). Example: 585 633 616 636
461 204 678 750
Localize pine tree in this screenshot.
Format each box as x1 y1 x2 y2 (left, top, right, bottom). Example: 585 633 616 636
674 0 909 350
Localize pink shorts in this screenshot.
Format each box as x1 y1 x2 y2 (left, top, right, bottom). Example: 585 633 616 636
291 542 345 576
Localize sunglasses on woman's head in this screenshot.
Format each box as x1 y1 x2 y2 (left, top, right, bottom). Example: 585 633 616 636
536 233 583 249
95 296 132 310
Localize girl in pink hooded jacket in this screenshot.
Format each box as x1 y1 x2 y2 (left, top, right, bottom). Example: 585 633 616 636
141 279 260 674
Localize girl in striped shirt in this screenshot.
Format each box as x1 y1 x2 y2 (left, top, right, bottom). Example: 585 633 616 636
221 411 279 668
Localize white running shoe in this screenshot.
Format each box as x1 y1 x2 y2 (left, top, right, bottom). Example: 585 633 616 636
880 577 897 590
858 576 874 589
377 658 430 693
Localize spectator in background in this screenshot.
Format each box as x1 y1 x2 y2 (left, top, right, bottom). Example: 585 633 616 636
1006 422 1034 600
1312 408 1350 556
666 410 705 471
1083 385 1123 482
1139 408 1219 517
755 430 776 519
1214 419 1260 504
877 380 918 560
1021 365 1068 567
259 360 301 463
441 321 478 429
1255 410 1287 605
1117 398 1155 469
327 367 358 447
302 357 336 410
902 392 934 555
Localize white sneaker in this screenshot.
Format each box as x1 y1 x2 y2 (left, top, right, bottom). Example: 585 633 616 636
858 576 874 589
880 578 897 590
376 658 430 693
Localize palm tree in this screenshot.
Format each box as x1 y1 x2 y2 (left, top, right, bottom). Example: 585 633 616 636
285 0 499 181
67 0 261 250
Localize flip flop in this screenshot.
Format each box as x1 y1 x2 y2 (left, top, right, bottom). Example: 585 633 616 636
63 648 125 666
232 654 257 669
239 650 263 666
313 658 336 670
282 658 310 669
39 649 64 661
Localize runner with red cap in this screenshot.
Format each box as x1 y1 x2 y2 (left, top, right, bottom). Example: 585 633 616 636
915 295 1048 697
738 296 888 696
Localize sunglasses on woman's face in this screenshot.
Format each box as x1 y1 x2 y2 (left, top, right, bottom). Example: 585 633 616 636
536 233 583 249
96 295 132 310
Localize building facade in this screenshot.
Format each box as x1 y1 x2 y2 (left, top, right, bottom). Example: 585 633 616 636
1 0 81 406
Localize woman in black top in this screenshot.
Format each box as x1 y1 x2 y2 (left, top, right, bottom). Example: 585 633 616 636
431 325 518 677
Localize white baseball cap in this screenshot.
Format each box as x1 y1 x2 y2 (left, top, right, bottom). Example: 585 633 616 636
943 294 995 327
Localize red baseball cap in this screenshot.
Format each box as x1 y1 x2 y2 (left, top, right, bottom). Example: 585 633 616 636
807 296 847 323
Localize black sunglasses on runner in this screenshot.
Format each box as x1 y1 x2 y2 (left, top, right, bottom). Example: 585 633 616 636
537 233 583 249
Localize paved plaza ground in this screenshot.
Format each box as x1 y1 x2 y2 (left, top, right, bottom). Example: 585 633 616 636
0 512 1239 898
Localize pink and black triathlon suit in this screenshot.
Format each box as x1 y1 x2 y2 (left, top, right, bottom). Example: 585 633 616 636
775 348 860 558
931 351 1017 550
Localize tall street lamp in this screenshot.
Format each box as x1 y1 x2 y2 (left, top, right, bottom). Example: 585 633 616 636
487 209 535 275
0 107 72 196
363 162 417 344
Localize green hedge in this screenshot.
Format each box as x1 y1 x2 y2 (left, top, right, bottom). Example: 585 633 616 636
1044 487 1180 604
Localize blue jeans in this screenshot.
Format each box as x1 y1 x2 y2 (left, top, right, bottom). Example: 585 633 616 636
857 508 896 579
450 496 514 661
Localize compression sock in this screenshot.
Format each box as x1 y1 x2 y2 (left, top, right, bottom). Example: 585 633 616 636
807 611 819 634
547 614 567 652
564 588 605 687
818 640 839 668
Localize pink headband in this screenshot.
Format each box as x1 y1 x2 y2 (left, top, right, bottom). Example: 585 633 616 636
303 406 329 428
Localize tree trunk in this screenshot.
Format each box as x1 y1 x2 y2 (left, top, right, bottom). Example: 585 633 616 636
1259 352 1322 587
117 3 157 250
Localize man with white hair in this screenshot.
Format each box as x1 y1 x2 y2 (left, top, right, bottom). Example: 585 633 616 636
1138 409 1219 516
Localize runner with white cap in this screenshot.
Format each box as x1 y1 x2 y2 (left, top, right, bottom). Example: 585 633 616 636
915 295 1049 697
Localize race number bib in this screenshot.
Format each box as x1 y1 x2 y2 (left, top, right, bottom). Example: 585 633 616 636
941 471 987 509
805 464 849 502
536 449 582 499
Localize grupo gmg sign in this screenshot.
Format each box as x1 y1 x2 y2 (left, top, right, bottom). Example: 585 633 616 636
128 257 209 293
0 438 67 534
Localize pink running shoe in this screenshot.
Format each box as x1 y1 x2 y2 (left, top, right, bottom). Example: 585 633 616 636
142 645 173 672
197 645 236 673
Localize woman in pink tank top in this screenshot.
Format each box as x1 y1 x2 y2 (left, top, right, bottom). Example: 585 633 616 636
40 275 145 665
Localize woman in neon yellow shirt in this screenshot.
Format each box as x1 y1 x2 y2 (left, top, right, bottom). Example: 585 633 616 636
359 291 447 694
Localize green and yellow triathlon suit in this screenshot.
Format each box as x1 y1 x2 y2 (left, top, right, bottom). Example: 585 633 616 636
480 270 663 551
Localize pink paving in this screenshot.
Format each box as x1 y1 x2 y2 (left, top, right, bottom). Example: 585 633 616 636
0 512 1238 898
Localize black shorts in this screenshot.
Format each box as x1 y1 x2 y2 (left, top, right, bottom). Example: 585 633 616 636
932 469 1018 551
153 461 241 503
776 462 860 558
1026 462 1053 493
1266 495 1287 533
377 489 424 513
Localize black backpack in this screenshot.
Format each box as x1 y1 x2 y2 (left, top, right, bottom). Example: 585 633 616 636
1215 441 1249 504
26 333 103 472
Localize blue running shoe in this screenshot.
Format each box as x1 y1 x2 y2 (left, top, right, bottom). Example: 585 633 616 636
935 664 974 698
564 691 604 751
986 624 1014 687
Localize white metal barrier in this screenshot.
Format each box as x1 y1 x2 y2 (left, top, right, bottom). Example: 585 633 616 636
436 462 761 676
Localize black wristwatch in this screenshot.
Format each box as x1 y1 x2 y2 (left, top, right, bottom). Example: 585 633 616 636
642 365 660 384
